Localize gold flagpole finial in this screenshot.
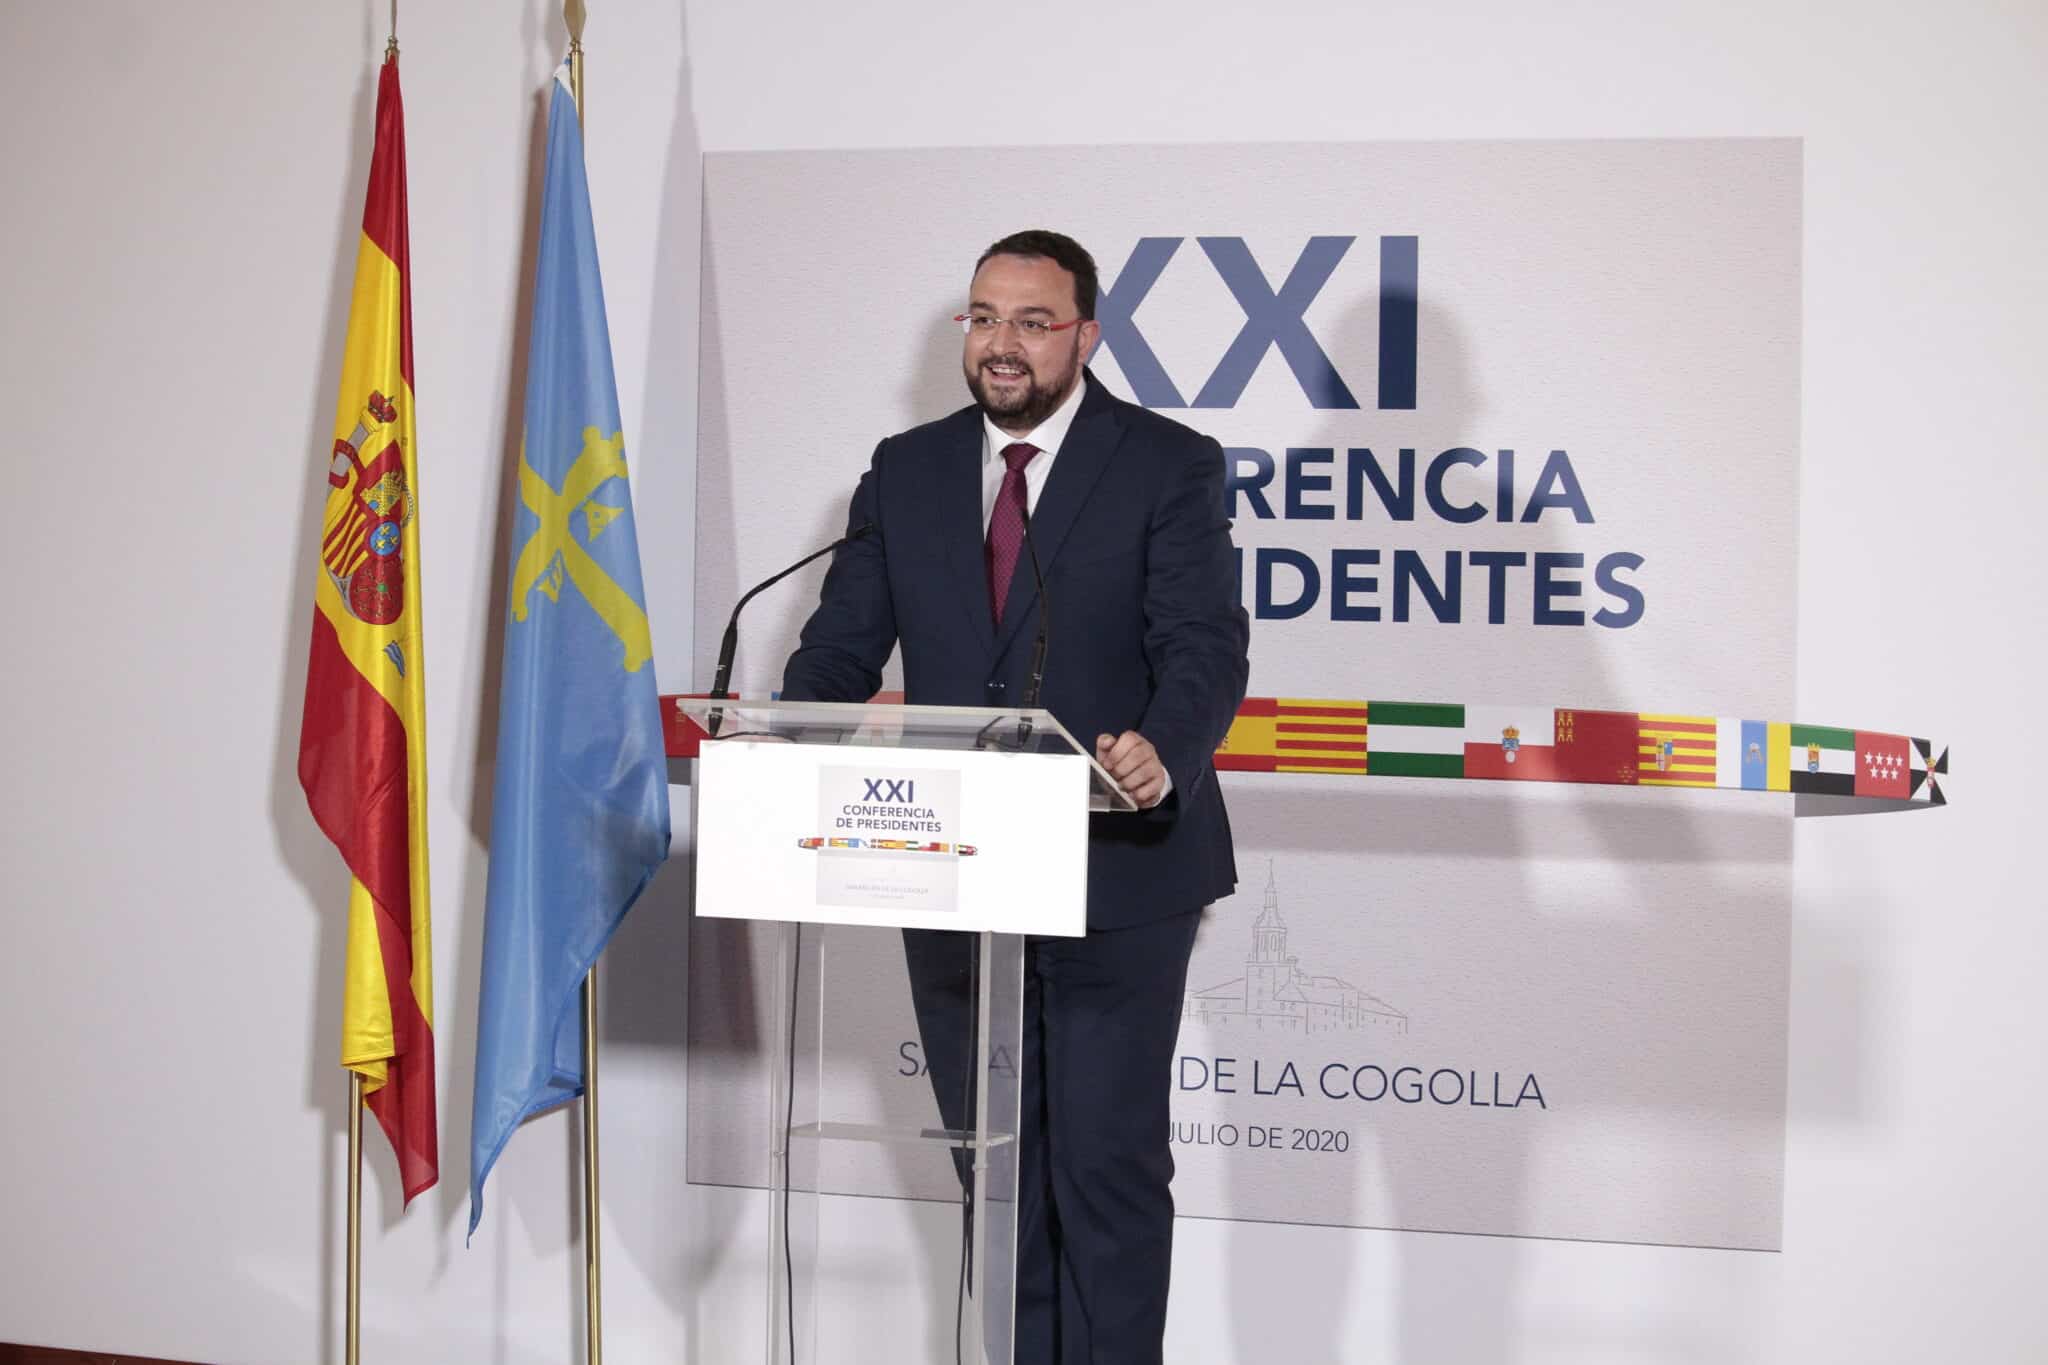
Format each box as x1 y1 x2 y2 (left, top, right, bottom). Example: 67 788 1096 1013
564 0 587 132
386 0 398 59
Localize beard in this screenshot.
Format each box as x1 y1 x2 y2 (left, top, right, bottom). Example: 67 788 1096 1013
964 338 1083 431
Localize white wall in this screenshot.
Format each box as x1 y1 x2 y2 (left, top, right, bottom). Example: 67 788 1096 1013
1 2 2041 1362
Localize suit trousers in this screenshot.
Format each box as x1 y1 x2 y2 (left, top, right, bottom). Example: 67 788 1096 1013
904 909 1202 1365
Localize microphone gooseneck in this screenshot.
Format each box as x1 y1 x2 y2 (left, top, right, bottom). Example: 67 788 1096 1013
1016 501 1049 747
707 521 874 736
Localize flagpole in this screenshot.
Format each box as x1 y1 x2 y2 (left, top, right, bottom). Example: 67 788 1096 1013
348 38 391 1362
566 0 586 124
582 971 603 1365
561 8 603 1360
345 15 389 1356
346 1073 363 1365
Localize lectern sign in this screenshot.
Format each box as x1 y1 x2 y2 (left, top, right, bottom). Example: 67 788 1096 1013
812 765 966 913
691 718 1089 937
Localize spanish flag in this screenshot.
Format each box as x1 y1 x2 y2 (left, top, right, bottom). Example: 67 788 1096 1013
297 52 436 1203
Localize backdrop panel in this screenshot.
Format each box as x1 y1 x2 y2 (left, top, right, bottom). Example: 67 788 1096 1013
688 139 1799 1250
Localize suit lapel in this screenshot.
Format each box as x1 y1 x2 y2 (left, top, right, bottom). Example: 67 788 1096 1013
935 409 997 654
994 372 1123 661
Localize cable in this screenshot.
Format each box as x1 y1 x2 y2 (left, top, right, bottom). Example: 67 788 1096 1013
784 923 801 1365
955 934 978 1365
955 1182 968 1365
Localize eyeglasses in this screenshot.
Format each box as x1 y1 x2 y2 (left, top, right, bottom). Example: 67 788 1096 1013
953 312 1085 340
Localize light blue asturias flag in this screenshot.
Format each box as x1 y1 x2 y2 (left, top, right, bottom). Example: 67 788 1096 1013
469 62 671 1237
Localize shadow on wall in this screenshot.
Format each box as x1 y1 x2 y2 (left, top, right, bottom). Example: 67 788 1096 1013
586 0 714 1354
1224 290 1508 1365
412 2 605 1362
434 15 578 1365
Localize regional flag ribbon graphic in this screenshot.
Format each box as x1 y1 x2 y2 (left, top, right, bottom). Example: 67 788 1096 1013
1215 699 1948 805
469 63 672 1237
297 52 437 1203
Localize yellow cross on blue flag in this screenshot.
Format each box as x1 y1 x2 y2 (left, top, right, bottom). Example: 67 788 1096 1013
469 60 671 1237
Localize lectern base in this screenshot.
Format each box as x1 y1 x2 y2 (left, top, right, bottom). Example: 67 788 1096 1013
767 921 1025 1365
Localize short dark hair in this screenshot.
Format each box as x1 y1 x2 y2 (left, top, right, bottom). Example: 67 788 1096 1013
975 230 1099 321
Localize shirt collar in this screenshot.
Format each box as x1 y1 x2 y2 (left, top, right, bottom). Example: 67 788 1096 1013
981 371 1088 463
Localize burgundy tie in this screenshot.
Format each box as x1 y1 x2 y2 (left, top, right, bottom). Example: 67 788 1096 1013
985 441 1038 625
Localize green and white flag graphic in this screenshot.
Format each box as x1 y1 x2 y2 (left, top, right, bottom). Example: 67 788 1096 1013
1366 701 1465 778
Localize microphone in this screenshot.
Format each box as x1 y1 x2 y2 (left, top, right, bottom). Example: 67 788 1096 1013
707 521 874 736
1015 501 1049 746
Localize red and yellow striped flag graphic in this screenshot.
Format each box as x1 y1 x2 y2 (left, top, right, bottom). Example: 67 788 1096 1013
1216 698 1370 773
296 54 436 1202
1637 714 1717 787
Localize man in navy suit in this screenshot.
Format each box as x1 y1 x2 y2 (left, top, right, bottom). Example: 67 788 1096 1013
782 230 1249 1364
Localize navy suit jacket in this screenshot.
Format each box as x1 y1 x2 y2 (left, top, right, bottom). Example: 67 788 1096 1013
781 371 1251 929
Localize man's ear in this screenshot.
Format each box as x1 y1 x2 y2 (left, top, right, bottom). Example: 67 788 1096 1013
1079 319 1103 366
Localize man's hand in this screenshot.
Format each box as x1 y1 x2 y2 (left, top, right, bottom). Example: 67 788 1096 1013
1096 730 1168 809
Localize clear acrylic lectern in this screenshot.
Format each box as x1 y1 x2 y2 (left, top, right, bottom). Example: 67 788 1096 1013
675 700 1135 1365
